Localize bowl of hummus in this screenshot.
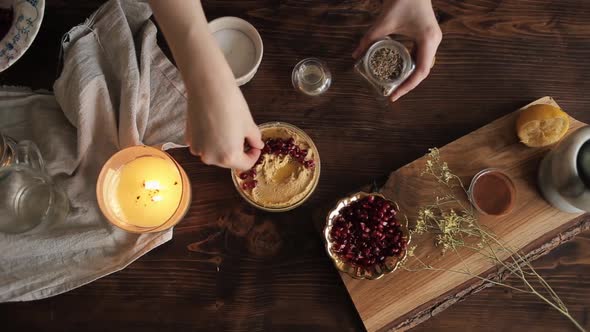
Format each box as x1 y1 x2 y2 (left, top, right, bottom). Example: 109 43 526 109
232 122 320 212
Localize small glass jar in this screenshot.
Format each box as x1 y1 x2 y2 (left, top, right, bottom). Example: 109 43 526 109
292 58 332 96
354 38 415 97
467 168 516 216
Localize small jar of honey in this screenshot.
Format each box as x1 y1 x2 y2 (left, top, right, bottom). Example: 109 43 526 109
468 168 516 216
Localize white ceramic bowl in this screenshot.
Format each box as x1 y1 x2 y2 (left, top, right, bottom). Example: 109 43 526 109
208 16 263 86
0 0 44 72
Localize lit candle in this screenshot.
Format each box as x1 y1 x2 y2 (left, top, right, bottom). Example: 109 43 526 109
112 156 182 228
97 146 191 233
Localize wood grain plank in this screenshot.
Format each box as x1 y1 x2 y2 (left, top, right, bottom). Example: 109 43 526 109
1 0 590 331
339 97 590 331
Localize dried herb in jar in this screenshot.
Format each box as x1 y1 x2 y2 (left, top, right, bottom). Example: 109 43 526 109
369 48 403 81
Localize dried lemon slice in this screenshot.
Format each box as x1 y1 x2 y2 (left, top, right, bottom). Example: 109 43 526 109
516 104 569 147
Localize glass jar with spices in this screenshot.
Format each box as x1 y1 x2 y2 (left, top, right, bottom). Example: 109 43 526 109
354 38 415 97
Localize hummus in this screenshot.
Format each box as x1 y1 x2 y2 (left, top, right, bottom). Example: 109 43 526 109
235 125 319 209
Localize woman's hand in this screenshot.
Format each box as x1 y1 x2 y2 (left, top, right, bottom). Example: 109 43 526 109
353 0 442 102
185 89 264 171
151 0 263 171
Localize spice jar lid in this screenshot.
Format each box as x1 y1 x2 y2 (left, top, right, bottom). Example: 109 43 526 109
208 16 264 86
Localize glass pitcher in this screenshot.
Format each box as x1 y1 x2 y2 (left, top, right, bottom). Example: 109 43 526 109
0 132 69 233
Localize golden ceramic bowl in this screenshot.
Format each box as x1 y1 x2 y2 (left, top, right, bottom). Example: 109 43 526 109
324 192 411 280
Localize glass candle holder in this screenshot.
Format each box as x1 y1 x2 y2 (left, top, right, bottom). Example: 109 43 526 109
96 146 191 233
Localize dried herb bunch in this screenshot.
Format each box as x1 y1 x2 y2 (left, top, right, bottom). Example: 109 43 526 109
402 148 585 332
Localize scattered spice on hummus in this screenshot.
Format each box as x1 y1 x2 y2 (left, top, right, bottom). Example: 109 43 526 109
235 124 319 209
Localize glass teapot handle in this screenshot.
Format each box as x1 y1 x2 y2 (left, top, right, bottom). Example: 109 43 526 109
14 140 45 172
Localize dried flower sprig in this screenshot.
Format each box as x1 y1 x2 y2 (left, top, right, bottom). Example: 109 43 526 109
402 148 586 332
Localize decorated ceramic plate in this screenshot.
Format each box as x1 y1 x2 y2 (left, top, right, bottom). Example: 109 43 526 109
0 0 44 72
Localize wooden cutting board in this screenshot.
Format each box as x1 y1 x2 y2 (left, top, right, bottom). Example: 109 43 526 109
334 97 589 332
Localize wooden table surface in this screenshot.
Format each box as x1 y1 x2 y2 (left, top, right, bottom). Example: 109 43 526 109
2 0 590 331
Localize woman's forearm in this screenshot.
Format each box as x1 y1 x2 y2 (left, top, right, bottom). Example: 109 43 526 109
149 0 262 171
149 0 239 103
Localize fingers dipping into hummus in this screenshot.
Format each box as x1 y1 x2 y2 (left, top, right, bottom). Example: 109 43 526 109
232 122 320 211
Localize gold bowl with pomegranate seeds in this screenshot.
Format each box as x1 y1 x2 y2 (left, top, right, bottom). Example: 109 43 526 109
324 192 410 280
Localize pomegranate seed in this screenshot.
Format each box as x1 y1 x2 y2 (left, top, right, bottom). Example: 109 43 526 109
241 180 258 190
303 160 315 169
240 137 316 191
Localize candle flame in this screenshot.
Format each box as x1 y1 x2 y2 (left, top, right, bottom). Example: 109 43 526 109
144 180 160 190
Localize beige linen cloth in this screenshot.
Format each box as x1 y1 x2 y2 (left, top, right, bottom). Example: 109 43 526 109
0 0 188 301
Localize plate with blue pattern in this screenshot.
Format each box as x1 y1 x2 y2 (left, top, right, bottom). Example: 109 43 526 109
0 0 44 72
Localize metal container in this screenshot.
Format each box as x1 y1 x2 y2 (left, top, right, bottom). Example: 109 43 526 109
538 125 590 213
